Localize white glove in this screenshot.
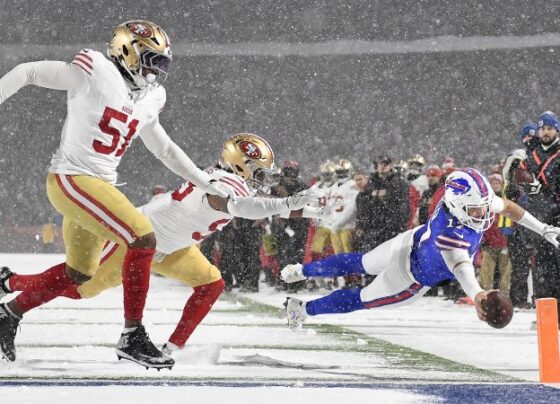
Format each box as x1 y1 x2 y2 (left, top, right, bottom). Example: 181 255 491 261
522 178 542 195
286 189 323 210
543 226 560 248
205 179 238 202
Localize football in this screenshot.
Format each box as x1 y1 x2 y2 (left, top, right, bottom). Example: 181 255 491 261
482 291 514 329
512 166 534 185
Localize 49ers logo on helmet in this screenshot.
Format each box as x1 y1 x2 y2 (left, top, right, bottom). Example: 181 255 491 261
239 141 261 159
127 22 153 38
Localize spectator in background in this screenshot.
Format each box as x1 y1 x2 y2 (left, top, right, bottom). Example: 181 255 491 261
524 112 560 317
427 157 456 217
274 160 308 291
502 122 538 308
407 154 429 228
479 174 512 296
356 155 409 250
406 154 426 182
418 165 442 225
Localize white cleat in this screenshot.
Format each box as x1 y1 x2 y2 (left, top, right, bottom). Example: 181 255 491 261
284 297 307 329
281 263 307 283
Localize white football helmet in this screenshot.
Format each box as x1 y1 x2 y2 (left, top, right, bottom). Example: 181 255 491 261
443 168 495 231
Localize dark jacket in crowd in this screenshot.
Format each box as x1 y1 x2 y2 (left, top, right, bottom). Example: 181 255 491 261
418 182 440 225
525 139 560 317
356 170 409 250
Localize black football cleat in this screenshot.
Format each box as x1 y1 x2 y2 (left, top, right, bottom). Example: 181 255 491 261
0 303 20 362
0 267 13 300
115 325 175 370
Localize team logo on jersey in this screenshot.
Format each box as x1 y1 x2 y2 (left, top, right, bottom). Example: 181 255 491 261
127 22 153 38
239 141 261 159
446 178 471 195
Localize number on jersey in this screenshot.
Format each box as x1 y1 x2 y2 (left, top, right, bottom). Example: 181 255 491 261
93 106 138 156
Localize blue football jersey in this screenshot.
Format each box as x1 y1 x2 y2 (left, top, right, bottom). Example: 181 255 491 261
410 202 484 286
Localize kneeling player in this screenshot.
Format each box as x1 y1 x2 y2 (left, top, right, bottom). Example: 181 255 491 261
281 168 560 328
0 133 332 360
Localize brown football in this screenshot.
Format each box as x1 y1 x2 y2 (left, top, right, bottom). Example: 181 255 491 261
482 291 514 329
512 167 534 185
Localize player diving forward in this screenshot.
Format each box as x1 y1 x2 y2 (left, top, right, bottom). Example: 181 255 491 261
0 20 238 368
0 134 332 361
281 168 560 327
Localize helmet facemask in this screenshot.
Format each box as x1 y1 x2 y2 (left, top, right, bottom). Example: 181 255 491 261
446 197 494 231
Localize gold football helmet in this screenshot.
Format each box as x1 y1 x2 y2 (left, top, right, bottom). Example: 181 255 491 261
335 159 354 180
407 154 426 167
220 133 275 190
108 20 172 88
320 160 336 182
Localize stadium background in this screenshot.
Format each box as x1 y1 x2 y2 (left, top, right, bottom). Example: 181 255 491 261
1 0 560 249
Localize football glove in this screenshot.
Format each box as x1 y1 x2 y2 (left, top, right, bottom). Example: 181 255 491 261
286 189 323 211
543 226 560 248
522 178 542 195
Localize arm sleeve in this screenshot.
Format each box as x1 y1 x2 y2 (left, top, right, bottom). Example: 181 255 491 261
490 195 505 213
441 248 483 299
0 61 86 104
226 196 289 219
140 119 213 188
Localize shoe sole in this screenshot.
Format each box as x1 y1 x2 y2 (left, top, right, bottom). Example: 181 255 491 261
115 349 174 370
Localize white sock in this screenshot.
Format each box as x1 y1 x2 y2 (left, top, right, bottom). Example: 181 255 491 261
165 341 180 351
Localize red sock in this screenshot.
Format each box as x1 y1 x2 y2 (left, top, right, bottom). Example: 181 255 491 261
122 248 155 321
8 264 81 300
311 252 323 262
168 279 225 348
14 263 79 314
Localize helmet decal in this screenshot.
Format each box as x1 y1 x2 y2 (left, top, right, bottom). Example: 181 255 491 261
126 22 153 38
446 178 471 195
239 141 262 159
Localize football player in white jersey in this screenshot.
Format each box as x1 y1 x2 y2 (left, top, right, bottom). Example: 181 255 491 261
0 21 236 369
328 159 359 254
308 160 336 261
0 133 331 357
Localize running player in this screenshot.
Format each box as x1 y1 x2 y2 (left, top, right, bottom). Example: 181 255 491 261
0 134 331 358
0 20 236 368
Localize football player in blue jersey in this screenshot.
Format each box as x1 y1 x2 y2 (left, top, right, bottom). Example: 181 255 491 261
282 168 560 328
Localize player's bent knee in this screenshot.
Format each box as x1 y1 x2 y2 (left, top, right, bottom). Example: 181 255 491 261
129 232 156 250
64 264 92 284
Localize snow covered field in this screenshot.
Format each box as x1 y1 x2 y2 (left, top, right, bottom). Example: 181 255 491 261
0 253 559 403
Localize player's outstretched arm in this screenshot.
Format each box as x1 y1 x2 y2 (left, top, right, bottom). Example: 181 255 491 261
495 195 560 247
140 121 236 200
441 248 488 321
0 61 86 104
206 189 321 219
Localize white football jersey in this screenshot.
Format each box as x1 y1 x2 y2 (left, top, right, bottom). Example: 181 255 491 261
140 167 252 255
308 180 332 228
49 49 166 184
328 178 359 230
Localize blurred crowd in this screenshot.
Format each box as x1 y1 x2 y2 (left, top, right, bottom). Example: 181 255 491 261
191 111 560 314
